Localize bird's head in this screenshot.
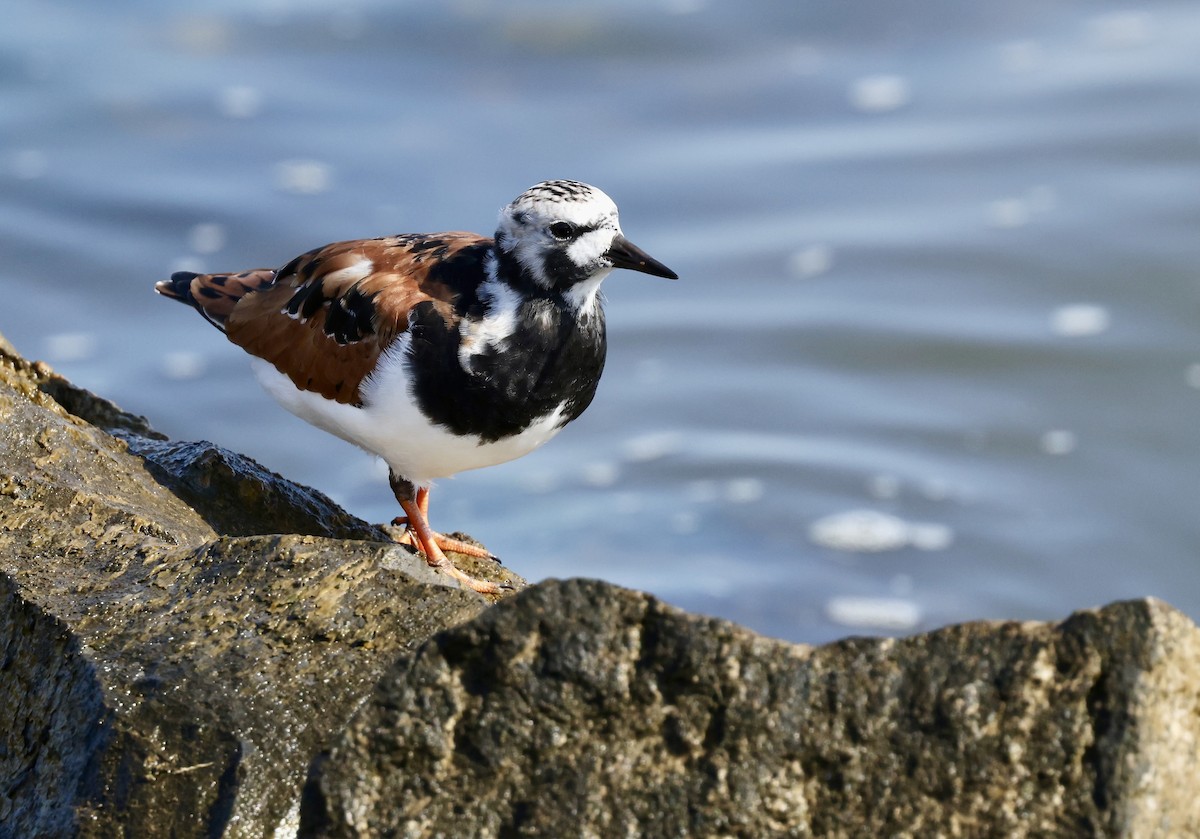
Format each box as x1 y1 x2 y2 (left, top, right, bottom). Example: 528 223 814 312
495 180 676 308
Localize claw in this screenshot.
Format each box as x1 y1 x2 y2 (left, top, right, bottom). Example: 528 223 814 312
395 495 507 595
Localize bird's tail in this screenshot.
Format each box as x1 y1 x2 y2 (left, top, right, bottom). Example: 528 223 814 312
154 269 276 331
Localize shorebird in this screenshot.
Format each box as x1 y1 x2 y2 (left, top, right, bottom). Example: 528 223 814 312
155 180 677 593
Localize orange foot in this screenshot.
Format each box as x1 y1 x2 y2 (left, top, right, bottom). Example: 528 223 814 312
390 484 508 595
390 518 499 563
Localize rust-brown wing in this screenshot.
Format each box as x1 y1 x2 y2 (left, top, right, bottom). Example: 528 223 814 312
224 232 490 405
155 269 277 325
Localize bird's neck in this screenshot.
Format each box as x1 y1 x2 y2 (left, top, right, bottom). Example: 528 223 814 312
491 243 545 297
489 243 606 320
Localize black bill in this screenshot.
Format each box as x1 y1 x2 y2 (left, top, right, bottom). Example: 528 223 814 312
606 234 678 280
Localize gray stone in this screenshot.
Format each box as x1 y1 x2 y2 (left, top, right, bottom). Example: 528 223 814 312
301 579 1200 839
0 335 520 837
5 329 1200 838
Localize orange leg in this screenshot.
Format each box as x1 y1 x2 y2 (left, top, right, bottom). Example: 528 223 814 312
391 486 499 561
389 474 505 594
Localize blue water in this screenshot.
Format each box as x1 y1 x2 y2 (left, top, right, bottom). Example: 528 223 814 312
4 0 1200 644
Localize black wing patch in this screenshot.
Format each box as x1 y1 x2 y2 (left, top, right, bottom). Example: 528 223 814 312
324 286 379 345
284 280 326 321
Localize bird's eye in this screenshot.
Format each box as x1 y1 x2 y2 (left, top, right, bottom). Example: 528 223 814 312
548 221 576 241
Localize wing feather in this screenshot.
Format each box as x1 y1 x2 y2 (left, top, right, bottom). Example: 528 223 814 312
224 232 490 405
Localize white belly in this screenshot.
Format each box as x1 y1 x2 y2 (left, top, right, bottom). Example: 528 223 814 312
249 348 567 486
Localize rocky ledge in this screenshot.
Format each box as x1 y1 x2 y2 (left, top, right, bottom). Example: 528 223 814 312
2 333 1198 838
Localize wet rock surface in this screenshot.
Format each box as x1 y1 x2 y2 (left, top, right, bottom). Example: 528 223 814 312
117 434 388 542
301 581 1200 839
2 331 1199 838
0 336 517 837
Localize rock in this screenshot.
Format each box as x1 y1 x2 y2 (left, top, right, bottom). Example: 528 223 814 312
301 580 1200 838
5 328 1200 838
117 435 388 541
0 334 521 837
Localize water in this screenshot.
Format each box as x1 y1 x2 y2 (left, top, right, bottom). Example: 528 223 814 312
4 0 1200 645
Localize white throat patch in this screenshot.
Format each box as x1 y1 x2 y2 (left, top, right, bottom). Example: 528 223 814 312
561 269 611 317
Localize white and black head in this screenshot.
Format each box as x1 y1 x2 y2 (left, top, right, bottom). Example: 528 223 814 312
494 180 676 308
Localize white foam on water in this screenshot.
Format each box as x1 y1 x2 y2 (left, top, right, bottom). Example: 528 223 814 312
787 244 834 279
621 430 683 463
161 350 207 381
1051 304 1110 337
1040 429 1077 455
581 461 620 488
849 74 911 113
724 477 765 504
273 159 333 195
45 332 97 363
217 85 262 119
187 222 226 255
809 509 954 553
826 596 922 631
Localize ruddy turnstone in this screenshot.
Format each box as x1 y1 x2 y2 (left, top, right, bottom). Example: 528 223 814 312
155 180 677 593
